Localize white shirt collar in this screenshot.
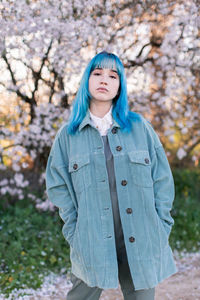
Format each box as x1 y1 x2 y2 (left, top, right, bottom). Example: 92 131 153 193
89 106 113 136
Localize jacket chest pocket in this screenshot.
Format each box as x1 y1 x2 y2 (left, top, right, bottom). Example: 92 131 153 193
69 155 91 194
128 151 153 188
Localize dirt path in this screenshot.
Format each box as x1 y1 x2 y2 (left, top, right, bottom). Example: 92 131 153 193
100 253 200 300
1 252 199 300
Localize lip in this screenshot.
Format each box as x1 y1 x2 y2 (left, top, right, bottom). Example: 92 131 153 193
97 87 108 92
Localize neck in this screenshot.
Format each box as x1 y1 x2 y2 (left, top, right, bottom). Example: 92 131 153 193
89 101 112 118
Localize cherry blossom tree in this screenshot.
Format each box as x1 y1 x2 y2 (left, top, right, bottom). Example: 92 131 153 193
0 0 199 206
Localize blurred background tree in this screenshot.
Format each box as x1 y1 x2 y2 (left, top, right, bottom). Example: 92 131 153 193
0 0 199 207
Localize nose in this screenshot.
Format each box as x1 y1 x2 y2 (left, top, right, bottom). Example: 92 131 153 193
100 76 108 85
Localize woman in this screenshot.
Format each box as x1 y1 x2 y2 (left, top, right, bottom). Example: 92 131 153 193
46 51 177 300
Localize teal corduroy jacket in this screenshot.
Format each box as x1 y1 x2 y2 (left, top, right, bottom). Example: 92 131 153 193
45 110 177 290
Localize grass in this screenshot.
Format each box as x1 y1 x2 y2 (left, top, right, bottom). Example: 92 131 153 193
0 200 70 298
170 196 200 253
169 168 200 253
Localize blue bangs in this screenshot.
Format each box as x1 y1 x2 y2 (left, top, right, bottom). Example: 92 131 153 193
67 51 141 135
90 52 120 73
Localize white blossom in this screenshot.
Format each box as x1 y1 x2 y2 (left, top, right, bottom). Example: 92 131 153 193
177 148 187 160
0 179 9 186
181 128 188 134
12 163 21 172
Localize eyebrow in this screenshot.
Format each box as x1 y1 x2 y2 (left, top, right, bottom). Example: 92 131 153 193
94 68 118 74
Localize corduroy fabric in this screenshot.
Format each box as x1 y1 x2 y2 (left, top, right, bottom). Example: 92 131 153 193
46 110 177 290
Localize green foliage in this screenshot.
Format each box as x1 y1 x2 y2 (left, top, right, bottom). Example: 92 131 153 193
173 168 200 200
0 200 70 298
169 168 200 252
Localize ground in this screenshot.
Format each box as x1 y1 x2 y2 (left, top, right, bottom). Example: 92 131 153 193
1 252 199 300
100 252 200 300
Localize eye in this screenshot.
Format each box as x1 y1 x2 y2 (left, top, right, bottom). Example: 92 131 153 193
93 72 101 76
110 75 117 79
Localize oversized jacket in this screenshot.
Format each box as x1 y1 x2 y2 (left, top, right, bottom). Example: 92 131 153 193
45 110 177 290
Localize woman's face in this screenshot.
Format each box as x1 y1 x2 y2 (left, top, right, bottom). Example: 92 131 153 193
89 68 120 105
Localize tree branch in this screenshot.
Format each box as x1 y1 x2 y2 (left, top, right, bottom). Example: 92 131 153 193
136 43 151 58
124 57 154 68
2 51 33 105
32 39 53 98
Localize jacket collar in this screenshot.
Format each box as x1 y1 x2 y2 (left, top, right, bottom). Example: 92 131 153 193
78 109 120 132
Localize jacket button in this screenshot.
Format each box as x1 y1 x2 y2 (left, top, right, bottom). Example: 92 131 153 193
126 208 132 214
116 146 122 151
121 180 127 186
129 236 135 243
112 127 118 134
73 163 78 170
144 158 149 164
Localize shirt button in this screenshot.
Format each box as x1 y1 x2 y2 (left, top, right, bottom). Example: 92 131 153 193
126 208 132 214
116 146 122 151
121 180 127 186
144 158 149 164
73 163 78 170
129 236 135 243
111 127 118 134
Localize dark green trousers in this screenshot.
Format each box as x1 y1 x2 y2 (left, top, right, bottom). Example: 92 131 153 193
67 257 155 300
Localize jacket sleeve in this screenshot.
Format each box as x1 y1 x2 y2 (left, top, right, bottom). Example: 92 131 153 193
45 131 77 246
151 145 175 237
144 119 175 237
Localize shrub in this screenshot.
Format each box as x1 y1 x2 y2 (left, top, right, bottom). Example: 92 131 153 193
169 168 200 252
0 200 70 298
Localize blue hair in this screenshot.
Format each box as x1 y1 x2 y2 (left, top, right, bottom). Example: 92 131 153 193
67 51 141 135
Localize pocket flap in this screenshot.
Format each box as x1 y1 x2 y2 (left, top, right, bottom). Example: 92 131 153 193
69 155 90 172
128 151 151 165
